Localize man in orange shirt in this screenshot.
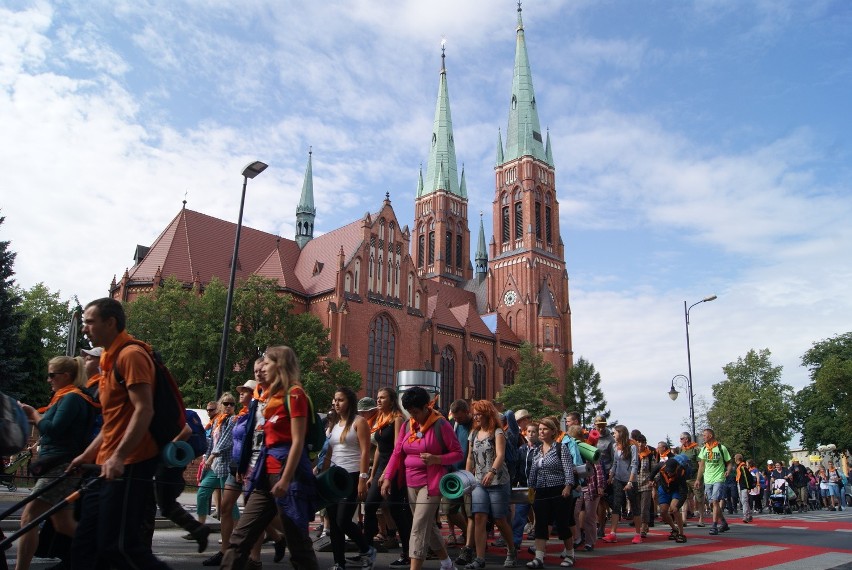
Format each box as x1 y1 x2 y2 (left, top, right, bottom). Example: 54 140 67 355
69 298 170 569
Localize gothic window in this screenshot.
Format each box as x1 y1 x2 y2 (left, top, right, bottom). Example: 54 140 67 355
418 235 425 268
503 359 517 386
445 230 452 268
456 235 463 269
440 347 456 404
473 353 487 400
545 206 552 244
514 202 523 240
554 326 559 346
379 219 385 239
535 201 542 240
502 206 510 243
389 222 395 242
407 273 414 305
508 315 512 330
428 232 435 265
344 272 352 292
377 256 383 293
367 314 396 397
511 96 517 110
545 324 551 346
353 259 361 293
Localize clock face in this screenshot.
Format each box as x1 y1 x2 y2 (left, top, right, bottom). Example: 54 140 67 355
504 290 518 307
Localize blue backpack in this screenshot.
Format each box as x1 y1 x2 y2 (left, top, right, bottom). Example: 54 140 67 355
184 409 207 458
0 392 29 455
674 453 694 479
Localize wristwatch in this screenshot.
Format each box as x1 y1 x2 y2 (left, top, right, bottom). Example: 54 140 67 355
359 472 369 480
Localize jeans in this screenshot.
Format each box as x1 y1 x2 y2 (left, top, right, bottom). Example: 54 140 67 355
363 461 412 555
511 501 531 547
71 457 170 569
327 472 370 566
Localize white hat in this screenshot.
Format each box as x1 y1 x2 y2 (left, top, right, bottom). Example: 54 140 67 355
237 379 258 393
81 347 103 358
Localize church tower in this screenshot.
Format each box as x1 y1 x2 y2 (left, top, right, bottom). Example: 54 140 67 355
489 5 572 379
295 150 315 249
413 44 472 285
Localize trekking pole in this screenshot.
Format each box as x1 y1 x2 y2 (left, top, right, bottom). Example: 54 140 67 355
0 470 71 521
0 466 100 550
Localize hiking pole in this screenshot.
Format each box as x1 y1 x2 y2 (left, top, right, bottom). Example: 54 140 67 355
0 467 100 550
0 470 72 521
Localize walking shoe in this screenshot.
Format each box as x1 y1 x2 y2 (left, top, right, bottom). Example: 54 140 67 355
504 551 518 567
201 551 224 567
674 534 687 543
742 518 749 524
696 522 705 527
720 522 730 533
360 546 378 568
181 532 195 540
273 538 287 562
456 546 474 566
330 565 344 570
193 526 211 553
602 532 617 543
493 536 507 547
708 527 719 536
390 557 410 567
631 534 643 544
527 546 536 555
524 522 535 536
447 533 463 546
583 544 594 552
465 557 486 570
525 559 544 569
246 561 262 570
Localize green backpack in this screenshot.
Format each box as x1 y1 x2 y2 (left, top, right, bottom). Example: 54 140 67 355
285 386 326 461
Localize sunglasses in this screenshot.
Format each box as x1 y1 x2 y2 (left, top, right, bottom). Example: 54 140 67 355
223 402 236 406
47 372 66 378
207 409 217 414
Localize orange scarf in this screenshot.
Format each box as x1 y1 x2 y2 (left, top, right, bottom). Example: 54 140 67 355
237 405 249 417
371 411 398 434
704 440 718 452
214 411 233 431
659 450 672 460
407 409 442 443
37 385 99 413
263 392 285 419
735 461 747 483
639 446 654 459
682 441 698 452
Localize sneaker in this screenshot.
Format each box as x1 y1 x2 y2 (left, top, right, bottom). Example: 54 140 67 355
504 552 518 567
631 535 643 544
583 544 594 552
181 532 195 540
465 558 486 570
274 538 287 563
708 527 719 536
201 551 224 567
456 546 474 566
390 557 410 567
494 536 507 547
602 532 617 543
360 546 377 568
246 561 262 570
194 526 211 553
524 523 534 536
696 522 705 527
720 522 730 533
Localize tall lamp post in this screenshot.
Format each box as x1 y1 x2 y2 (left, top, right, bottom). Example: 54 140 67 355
672 294 717 440
215 160 268 399
668 374 693 438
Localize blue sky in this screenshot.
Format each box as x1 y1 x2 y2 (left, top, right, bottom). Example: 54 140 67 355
2 0 851 445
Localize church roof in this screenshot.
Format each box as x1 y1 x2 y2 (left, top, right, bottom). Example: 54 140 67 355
294 218 366 295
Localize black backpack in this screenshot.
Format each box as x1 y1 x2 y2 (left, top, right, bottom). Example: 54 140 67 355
113 340 187 448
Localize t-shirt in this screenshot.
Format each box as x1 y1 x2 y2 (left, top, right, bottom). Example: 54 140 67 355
468 428 510 486
97 334 158 465
263 386 309 473
697 442 731 484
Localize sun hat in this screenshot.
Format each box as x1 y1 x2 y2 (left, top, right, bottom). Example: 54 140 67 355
357 397 377 412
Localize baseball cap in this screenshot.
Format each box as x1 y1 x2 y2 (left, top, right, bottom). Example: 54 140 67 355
767 459 774 465
237 379 257 393
515 409 531 422
81 347 103 358
357 397 377 412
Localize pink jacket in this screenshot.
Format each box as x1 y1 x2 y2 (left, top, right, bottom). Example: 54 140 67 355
384 417 463 497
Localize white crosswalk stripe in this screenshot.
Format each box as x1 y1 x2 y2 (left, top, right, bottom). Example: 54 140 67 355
760 552 852 569
625 545 784 569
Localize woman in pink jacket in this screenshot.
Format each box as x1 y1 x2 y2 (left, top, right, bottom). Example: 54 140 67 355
381 387 462 570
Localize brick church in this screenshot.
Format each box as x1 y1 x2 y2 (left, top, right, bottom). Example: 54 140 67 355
110 6 573 403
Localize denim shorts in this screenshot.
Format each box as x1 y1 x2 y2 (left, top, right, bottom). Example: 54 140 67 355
471 481 511 519
704 481 725 501
657 485 683 506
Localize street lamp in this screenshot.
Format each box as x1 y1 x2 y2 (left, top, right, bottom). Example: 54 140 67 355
668 374 693 438
681 294 717 440
215 160 268 399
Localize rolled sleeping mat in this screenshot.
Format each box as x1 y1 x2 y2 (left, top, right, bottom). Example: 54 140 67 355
439 470 478 500
316 465 353 510
578 442 601 463
162 441 194 468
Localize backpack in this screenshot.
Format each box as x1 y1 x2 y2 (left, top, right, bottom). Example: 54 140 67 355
113 340 187 449
673 453 694 479
184 409 207 458
284 386 325 461
0 391 29 455
743 466 756 489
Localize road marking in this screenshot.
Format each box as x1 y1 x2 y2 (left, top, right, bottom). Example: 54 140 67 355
760 552 852 569
836 528 852 533
597 537 714 556
625 545 784 569
779 526 808 530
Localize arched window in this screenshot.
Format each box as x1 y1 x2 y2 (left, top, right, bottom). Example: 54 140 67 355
503 359 517 386
535 200 542 240
440 347 456 405
428 232 435 265
514 189 523 241
379 219 385 239
502 206 510 243
445 230 452 268
353 259 361 293
545 324 551 346
344 272 352 292
418 235 425 268
389 221 395 242
407 273 414 305
367 314 396 396
473 353 487 400
456 235 463 269
545 193 553 244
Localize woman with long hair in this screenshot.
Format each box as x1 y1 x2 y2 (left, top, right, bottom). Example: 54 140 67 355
221 346 318 570
603 425 641 544
362 386 412 567
322 386 376 570
526 416 576 569
381 386 463 570
464 400 516 569
196 392 239 526
17 356 97 570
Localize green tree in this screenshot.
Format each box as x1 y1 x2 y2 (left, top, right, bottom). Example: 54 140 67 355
562 357 610 426
496 343 559 418
796 333 852 453
15 283 72 358
0 215 25 399
17 315 50 405
305 358 363 413
706 348 793 464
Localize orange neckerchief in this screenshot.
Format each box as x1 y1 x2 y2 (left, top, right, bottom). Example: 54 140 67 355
263 391 286 419
86 372 103 389
407 409 442 443
735 461 747 483
371 411 398 434
237 405 249 417
704 439 719 452
639 446 654 459
37 385 99 413
682 441 698 452
659 450 672 460
214 411 233 431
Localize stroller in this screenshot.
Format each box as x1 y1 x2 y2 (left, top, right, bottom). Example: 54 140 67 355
770 479 796 514
1 450 32 492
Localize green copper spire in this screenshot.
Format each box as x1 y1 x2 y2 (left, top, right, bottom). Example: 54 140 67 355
475 212 488 274
459 165 468 199
295 149 315 249
416 164 424 197
421 42 461 197
545 127 554 165
504 3 548 165
496 128 504 165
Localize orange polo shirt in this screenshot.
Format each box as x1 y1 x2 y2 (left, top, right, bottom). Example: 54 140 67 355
97 331 158 465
